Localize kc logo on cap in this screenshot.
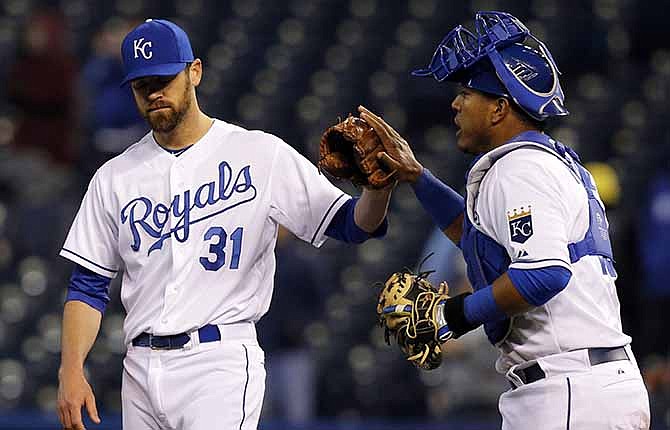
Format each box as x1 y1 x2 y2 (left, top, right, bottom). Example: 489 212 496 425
133 37 153 60
120 18 195 86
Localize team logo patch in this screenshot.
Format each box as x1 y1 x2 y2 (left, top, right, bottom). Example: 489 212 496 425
133 37 153 60
507 206 533 244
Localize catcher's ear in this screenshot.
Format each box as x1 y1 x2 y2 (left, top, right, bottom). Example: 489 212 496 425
490 97 511 125
438 281 449 295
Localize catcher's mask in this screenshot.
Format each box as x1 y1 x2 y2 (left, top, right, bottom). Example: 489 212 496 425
412 11 568 121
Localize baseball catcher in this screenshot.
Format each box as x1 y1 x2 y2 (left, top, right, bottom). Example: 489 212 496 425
318 115 396 189
377 267 477 370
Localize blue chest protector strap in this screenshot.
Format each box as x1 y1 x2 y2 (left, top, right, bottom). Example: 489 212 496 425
537 135 616 276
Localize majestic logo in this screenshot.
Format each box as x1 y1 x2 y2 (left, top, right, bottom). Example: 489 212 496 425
507 205 533 244
120 161 257 255
133 38 153 60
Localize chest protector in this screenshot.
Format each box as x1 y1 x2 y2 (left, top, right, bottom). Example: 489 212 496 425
461 131 615 345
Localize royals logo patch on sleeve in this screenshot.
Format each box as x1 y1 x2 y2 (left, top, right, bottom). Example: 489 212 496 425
507 206 533 243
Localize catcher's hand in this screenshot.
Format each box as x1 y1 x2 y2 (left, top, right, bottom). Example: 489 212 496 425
376 270 452 370
358 105 424 183
318 115 396 189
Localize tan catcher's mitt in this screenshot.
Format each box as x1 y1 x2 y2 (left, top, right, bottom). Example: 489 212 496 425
377 269 454 370
318 115 396 189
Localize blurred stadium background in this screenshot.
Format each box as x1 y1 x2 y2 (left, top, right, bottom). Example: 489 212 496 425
0 0 669 428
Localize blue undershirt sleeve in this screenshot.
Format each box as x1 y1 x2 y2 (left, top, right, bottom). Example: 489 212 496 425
463 285 507 326
325 197 388 244
66 264 113 314
507 266 572 306
411 169 464 231
463 266 572 325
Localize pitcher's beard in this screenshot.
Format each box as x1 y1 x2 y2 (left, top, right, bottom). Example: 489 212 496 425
145 83 193 133
146 99 190 133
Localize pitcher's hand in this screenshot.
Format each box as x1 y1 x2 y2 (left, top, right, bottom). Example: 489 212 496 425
57 367 101 429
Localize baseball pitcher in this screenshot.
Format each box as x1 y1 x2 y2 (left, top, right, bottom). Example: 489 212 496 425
57 19 393 430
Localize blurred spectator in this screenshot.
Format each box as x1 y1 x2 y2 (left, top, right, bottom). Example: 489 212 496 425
257 226 333 423
6 8 79 166
417 226 468 292
638 170 670 360
634 168 670 429
644 356 670 430
1 8 81 260
78 17 146 177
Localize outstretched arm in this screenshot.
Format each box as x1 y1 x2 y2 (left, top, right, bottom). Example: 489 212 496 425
354 186 394 233
325 191 392 244
358 105 423 183
358 105 464 245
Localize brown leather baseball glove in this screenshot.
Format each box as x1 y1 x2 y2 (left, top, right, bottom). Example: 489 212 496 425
318 115 396 189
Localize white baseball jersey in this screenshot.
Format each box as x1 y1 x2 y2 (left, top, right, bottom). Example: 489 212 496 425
465 141 631 372
60 119 348 345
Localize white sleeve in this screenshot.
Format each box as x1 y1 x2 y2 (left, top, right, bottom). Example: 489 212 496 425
59 168 121 278
477 151 575 272
268 139 348 247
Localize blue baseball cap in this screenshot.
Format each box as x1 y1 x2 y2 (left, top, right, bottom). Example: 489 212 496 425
120 19 194 86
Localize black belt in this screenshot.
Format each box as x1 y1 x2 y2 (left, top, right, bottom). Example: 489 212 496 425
512 346 629 386
132 324 221 350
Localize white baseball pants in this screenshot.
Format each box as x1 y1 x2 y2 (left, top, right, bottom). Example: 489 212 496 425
121 322 265 430
499 346 650 429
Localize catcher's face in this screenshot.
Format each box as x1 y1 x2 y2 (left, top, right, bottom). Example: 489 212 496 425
451 86 496 154
131 61 201 133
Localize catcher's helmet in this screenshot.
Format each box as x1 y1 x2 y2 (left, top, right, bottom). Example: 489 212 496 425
412 11 568 121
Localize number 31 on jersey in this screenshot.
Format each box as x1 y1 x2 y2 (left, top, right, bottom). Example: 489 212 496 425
199 226 243 271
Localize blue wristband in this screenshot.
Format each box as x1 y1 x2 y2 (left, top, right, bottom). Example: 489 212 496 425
463 285 507 326
411 169 464 230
